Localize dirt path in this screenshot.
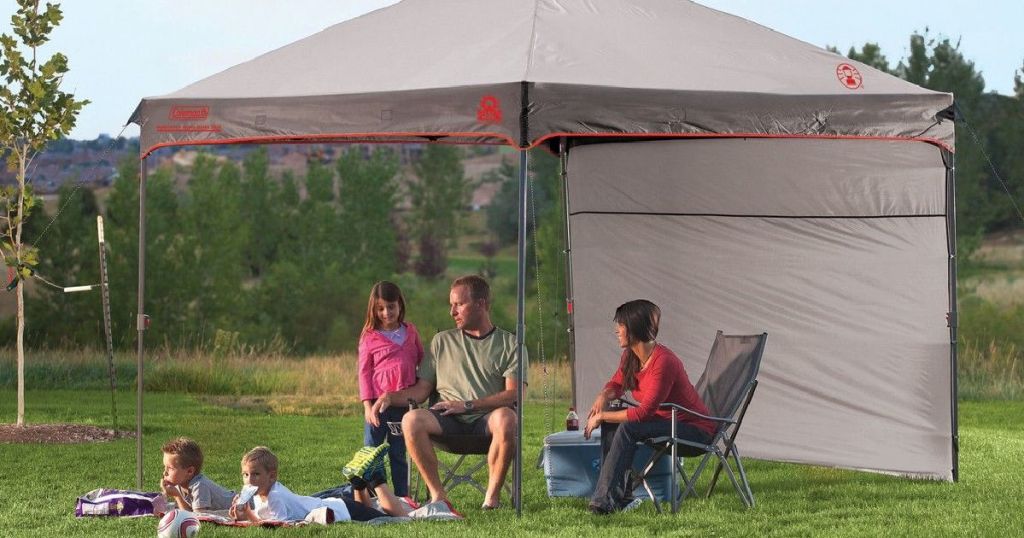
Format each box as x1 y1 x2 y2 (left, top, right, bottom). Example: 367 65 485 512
0 423 133 443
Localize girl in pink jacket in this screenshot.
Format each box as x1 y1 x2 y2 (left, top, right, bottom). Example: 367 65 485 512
357 281 423 496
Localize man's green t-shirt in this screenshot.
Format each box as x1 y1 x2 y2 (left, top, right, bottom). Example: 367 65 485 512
418 327 528 423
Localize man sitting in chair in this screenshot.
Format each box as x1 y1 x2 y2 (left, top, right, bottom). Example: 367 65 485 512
371 275 526 510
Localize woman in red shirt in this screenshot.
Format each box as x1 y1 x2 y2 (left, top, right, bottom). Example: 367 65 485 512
583 299 715 514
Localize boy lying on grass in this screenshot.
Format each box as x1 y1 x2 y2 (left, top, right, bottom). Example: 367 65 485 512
161 437 235 512
229 444 419 523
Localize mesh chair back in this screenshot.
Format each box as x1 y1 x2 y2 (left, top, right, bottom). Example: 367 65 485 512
693 331 768 422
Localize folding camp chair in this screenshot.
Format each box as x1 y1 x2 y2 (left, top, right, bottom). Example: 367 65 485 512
637 331 768 513
389 400 516 502
429 433 516 500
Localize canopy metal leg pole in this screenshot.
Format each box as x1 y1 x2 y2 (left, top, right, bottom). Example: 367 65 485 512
558 138 577 408
136 157 148 490
515 148 528 517
943 147 959 482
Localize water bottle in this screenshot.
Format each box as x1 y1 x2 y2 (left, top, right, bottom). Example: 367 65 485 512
236 484 258 513
566 407 579 431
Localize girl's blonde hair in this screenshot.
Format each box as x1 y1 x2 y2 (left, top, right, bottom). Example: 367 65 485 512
362 281 406 334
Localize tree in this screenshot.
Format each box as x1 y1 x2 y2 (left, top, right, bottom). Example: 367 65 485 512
844 43 894 75
527 151 568 362
0 0 88 425
485 158 521 246
485 153 558 248
240 147 279 278
106 157 191 349
335 146 400 277
181 154 247 333
252 157 352 352
1016 61 1024 99
24 183 100 347
901 33 989 257
408 145 468 278
280 170 300 207
845 32 993 258
305 159 334 203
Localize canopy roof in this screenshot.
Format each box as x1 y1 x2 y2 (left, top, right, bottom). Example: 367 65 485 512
130 0 954 157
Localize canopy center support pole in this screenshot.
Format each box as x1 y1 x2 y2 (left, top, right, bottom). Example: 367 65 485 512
514 80 530 517
136 157 148 490
515 147 528 517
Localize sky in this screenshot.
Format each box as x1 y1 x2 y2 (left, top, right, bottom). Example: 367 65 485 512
2 0 1021 140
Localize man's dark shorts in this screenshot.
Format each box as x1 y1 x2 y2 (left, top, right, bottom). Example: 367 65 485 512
429 409 493 436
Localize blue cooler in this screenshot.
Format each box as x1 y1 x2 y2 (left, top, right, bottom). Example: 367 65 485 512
542 429 674 500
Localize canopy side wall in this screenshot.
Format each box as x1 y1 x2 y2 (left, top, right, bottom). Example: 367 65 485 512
567 139 953 480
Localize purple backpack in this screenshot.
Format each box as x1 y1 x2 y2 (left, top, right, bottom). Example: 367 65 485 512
75 488 168 517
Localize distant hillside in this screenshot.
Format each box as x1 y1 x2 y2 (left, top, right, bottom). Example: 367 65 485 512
0 135 136 193
1 138 509 209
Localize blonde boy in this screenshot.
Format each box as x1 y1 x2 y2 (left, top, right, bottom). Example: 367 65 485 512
230 445 413 523
161 437 235 512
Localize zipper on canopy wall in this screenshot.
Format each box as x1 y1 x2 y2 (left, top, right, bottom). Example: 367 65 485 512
943 147 959 482
559 138 578 409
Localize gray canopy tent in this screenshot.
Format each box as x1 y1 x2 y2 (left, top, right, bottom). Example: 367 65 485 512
129 0 959 508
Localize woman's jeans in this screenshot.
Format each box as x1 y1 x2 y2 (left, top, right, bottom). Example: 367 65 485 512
590 419 712 512
363 404 409 496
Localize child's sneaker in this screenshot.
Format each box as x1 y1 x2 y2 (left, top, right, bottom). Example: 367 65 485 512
423 499 463 520
342 443 389 483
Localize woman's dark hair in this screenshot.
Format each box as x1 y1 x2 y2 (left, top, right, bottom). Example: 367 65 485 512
362 281 407 334
614 299 661 391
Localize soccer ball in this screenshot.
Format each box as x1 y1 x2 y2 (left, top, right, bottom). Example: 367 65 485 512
157 509 200 538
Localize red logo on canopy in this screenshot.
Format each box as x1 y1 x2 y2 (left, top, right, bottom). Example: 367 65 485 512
477 95 502 124
157 104 221 133
168 105 209 121
836 63 863 90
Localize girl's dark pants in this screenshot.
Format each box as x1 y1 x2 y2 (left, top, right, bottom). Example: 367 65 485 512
364 404 410 497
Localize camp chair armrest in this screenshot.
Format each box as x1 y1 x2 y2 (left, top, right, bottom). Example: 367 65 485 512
658 402 737 425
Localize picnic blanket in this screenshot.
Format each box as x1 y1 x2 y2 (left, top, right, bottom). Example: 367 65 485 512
193 497 462 527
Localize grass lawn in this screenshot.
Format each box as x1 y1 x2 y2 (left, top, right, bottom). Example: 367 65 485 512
1 390 1022 537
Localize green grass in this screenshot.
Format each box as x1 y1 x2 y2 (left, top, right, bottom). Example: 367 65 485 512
1 390 1022 537
446 254 519 279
